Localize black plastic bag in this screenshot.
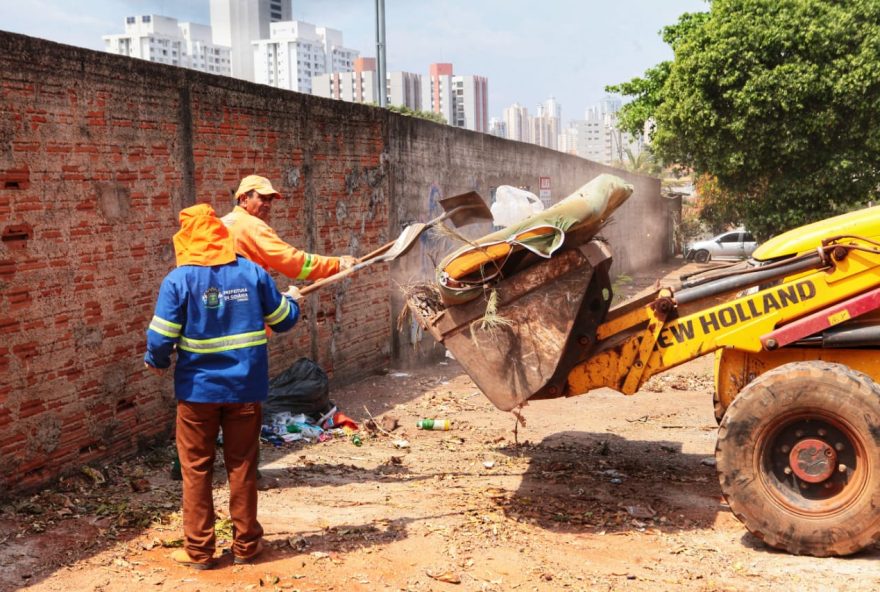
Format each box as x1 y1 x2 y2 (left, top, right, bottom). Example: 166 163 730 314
264 357 332 418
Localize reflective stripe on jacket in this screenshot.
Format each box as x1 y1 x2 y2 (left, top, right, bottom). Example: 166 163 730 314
144 256 299 403
221 206 340 280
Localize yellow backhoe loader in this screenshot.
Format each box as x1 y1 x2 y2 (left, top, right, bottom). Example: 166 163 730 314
409 201 880 557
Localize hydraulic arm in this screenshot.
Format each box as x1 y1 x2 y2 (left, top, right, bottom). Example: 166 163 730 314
568 237 880 397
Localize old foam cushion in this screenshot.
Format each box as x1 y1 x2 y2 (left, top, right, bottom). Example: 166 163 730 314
436 173 633 305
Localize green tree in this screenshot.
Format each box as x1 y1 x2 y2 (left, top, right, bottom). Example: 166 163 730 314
608 0 880 240
614 146 662 175
693 173 739 235
388 103 446 124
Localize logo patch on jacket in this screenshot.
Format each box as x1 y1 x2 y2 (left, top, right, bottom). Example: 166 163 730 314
203 287 222 309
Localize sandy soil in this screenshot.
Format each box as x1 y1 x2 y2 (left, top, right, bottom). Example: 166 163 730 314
2 260 879 592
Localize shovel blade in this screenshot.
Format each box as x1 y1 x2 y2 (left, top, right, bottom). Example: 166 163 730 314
378 222 427 261
439 191 493 227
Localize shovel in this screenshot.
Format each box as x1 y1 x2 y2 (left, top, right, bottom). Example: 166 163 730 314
300 191 492 296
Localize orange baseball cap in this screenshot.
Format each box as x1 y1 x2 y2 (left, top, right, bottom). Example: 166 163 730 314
234 175 283 199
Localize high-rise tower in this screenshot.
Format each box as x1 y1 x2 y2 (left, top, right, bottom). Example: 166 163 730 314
210 0 292 81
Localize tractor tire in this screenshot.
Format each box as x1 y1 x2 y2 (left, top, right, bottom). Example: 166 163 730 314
694 249 711 263
716 361 880 556
712 389 726 425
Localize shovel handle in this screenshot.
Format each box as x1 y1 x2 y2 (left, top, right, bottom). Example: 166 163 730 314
299 198 488 297
357 240 395 263
299 257 381 296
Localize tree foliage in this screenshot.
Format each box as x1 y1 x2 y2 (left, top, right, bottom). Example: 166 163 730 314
608 0 880 240
693 174 740 235
387 103 446 124
613 146 662 176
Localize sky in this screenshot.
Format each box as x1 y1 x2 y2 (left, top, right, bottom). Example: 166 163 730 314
0 0 708 125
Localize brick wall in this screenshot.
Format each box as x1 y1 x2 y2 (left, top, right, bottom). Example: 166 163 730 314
0 32 668 495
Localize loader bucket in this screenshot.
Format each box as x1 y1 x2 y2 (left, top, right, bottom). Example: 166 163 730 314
408 241 613 411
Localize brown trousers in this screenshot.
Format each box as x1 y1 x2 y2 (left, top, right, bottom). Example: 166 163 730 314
176 400 263 563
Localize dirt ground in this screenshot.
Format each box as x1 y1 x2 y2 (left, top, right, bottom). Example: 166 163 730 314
3 260 880 592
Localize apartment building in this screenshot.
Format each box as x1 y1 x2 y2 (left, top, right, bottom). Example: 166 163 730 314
421 63 455 125
503 102 530 143
420 64 488 131
569 98 642 164
452 75 488 132
210 0 291 81
103 15 231 76
253 21 357 94
488 117 507 138
313 58 422 109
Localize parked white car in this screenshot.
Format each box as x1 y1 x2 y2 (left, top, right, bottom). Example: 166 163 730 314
686 230 758 263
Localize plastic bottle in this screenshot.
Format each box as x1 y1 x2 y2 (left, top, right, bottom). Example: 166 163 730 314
351 433 363 446
170 452 182 481
416 418 452 431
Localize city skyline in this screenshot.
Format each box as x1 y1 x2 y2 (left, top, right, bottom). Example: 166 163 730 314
0 0 708 125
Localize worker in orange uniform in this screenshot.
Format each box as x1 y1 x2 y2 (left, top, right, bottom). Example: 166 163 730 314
221 175 356 281
222 175 356 489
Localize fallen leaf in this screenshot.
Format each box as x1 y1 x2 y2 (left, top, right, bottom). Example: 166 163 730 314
427 569 462 584
259 574 280 586
380 416 399 432
288 536 308 551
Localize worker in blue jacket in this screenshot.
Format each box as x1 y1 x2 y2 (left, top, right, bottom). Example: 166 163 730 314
145 203 301 570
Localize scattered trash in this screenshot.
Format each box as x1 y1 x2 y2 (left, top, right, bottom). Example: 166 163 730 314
392 439 410 449
444 349 456 360
264 412 325 442
260 427 285 447
624 505 656 519
315 405 338 426
599 469 625 480
610 478 623 485
322 411 359 431
416 418 451 430
483 460 495 469
390 372 410 378
701 457 717 467
351 434 363 447
491 185 545 228
265 357 331 417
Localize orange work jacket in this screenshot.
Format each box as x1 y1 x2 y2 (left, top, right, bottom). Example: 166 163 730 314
221 206 340 281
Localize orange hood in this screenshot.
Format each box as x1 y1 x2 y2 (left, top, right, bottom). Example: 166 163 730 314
173 204 237 267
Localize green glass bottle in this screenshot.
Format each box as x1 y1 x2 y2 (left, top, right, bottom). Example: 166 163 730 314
170 449 182 481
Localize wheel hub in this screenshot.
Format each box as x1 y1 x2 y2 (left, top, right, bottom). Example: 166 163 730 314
789 438 837 483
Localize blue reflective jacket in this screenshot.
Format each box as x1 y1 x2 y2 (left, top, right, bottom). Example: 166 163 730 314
144 256 299 403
